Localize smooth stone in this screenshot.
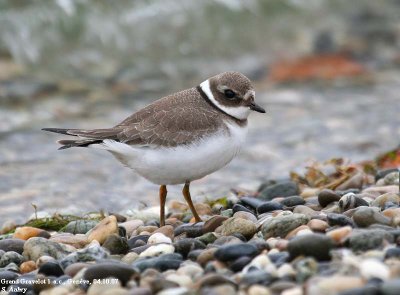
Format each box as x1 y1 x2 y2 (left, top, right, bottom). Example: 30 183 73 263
338 193 369 211
0 239 25 254
327 213 355 227
349 229 393 251
64 262 90 277
352 207 391 227
338 285 379 295
326 226 352 244
318 189 341 207
59 241 109 269
50 233 89 248
257 202 284 214
277 263 296 278
137 225 158 234
383 171 399 185
38 261 64 277
280 196 305 207
229 256 252 272
214 243 258 262
164 273 192 287
233 211 258 223
139 244 174 258
196 248 217 266
202 216 228 233
381 279 400 295
232 204 254 214
119 220 144 237
385 247 400 259
83 263 138 286
0 251 24 267
268 252 290 267
173 238 206 258
307 276 363 295
177 263 204 280
220 209 233 218
133 256 182 272
13 227 50 240
121 252 139 264
241 270 273 286
360 259 390 281
363 186 399 196
285 225 311 239
292 205 318 218
248 285 271 295
288 234 333 261
376 169 399 181
23 237 73 261
220 217 257 240
128 235 150 249
87 280 124 295
212 235 243 246
307 219 329 232
153 225 174 240
174 223 204 238
102 234 129 255
240 196 265 209
261 213 309 239
372 193 400 209
259 181 299 201
269 280 297 294
196 232 218 245
20 260 36 274
63 220 98 234
336 173 364 190
200 284 236 295
148 233 172 245
194 273 237 289
86 216 118 244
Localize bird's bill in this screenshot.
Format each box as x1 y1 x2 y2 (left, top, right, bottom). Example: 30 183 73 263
249 102 266 113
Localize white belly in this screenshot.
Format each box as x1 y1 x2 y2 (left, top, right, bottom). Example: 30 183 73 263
99 122 247 185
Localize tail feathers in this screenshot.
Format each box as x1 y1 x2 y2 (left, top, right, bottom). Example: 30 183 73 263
57 139 103 150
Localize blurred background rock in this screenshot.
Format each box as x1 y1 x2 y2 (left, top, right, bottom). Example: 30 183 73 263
0 0 399 223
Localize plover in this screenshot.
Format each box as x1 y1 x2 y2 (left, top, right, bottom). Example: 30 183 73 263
43 71 265 226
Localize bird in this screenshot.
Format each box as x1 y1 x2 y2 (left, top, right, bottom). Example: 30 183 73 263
42 71 265 226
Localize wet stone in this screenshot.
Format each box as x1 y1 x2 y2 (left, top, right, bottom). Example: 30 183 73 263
259 181 299 201
288 234 333 261
214 243 258 262
280 196 305 207
327 213 355 227
318 189 341 207
257 201 284 214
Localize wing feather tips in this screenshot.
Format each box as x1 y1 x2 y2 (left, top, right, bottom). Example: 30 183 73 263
42 128 76 135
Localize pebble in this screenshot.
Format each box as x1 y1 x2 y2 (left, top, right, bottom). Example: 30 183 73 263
240 196 265 209
307 276 364 295
288 234 333 261
336 173 364 190
380 279 400 295
349 229 393 251
383 171 399 185
233 211 258 223
261 213 309 239
220 217 257 240
338 193 369 211
139 244 175 258
119 220 144 237
148 233 172 244
259 181 299 200
318 189 341 207
214 243 258 262
360 259 390 281
202 215 228 233
86 215 118 244
13 226 50 240
83 262 138 286
280 196 305 207
257 201 284 214
174 223 203 238
63 220 98 234
23 237 73 261
0 239 25 254
59 241 109 268
327 212 355 227
326 226 352 244
307 219 329 232
38 261 64 277
102 234 129 254
19 260 36 274
372 193 400 209
352 207 391 227
50 233 89 248
173 238 206 258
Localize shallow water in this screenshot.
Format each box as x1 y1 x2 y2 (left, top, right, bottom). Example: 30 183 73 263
1 73 399 224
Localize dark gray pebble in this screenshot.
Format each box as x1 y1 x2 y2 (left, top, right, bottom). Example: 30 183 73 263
83 262 138 286
0 239 25 254
318 189 341 207
63 220 98 234
214 243 258 262
280 196 305 207
385 247 400 259
338 285 379 295
376 168 399 181
38 261 64 277
229 256 252 272
174 223 204 238
259 181 299 201
268 252 290 266
349 229 394 251
187 249 204 261
132 257 182 272
257 201 284 214
128 235 150 249
240 196 265 209
0 251 25 267
241 269 273 286
288 234 333 261
232 204 255 214
327 213 355 227
0 270 19 288
380 279 400 295
173 238 206 258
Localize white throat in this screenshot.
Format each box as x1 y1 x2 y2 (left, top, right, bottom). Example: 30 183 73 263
200 79 250 120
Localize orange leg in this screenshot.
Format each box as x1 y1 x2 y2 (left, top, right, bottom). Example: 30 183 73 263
159 185 167 227
182 181 202 222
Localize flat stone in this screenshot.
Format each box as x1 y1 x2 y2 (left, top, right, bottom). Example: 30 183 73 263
261 213 309 239
240 196 265 209
288 234 333 261
259 181 299 201
327 213 355 227
174 223 203 238
214 243 258 262
50 233 89 248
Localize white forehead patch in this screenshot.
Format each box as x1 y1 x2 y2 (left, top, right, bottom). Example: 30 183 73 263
200 79 251 120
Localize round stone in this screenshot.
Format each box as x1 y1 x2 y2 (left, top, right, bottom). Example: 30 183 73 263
83 263 138 286
102 234 129 255
318 189 341 207
257 202 284 214
38 261 64 277
288 234 333 261
261 213 309 239
352 207 391 227
220 217 257 240
214 243 258 262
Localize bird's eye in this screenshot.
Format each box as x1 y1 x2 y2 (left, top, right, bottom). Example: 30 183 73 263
224 89 236 99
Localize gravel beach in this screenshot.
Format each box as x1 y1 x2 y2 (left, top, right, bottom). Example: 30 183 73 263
0 158 398 295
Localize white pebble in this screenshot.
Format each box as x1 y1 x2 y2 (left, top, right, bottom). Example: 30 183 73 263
139 244 174 257
148 232 172 244
360 259 389 281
